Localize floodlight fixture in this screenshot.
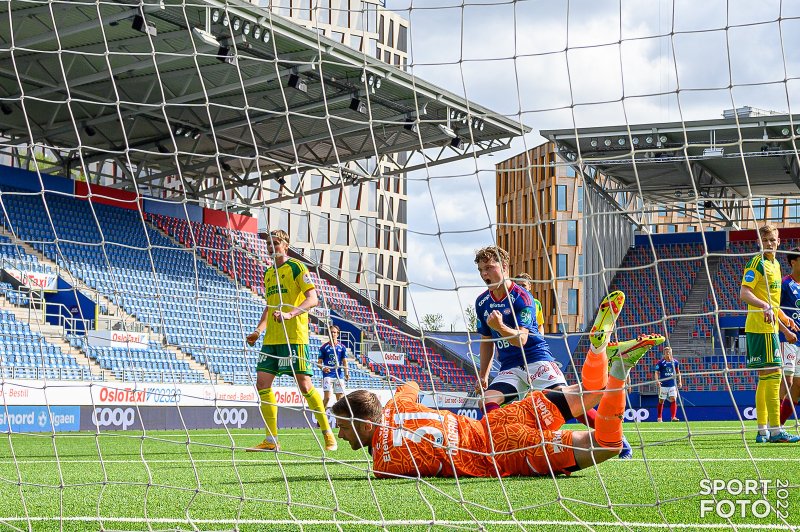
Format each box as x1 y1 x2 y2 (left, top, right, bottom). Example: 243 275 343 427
276 176 287 186
193 28 221 48
262 29 271 44
632 136 640 145
242 22 252 36
450 136 463 149
222 14 230 27
252 26 262 40
659 135 668 143
288 73 308 94
438 124 457 138
211 9 221 23
617 137 626 146
404 119 418 133
782 127 791 136
374 77 382 89
232 17 242 32
645 135 654 144
603 138 612 147
796 126 800 135
589 138 598 148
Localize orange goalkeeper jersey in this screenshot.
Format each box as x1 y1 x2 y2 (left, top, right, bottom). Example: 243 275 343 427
370 383 575 478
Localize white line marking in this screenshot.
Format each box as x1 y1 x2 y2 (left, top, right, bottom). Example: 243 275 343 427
2 457 798 466
0 517 792 530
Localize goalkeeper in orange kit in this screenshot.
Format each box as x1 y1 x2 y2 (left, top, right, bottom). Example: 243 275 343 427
332 291 650 478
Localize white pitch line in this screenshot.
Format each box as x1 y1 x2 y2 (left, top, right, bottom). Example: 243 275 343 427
2 457 800 466
2 458 371 465
0 517 792 530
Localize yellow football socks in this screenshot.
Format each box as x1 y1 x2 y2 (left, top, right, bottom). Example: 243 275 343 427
259 388 279 441
303 387 332 433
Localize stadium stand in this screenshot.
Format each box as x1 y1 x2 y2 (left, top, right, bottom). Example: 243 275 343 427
4 175 789 396
0 309 94 380
0 184 448 390
149 212 475 391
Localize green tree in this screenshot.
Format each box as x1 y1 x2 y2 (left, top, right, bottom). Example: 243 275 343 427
421 313 444 331
464 304 478 332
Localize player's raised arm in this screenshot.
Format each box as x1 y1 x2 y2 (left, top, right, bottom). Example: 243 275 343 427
486 309 529 347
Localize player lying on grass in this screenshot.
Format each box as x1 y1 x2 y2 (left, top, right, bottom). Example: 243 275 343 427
332 291 657 478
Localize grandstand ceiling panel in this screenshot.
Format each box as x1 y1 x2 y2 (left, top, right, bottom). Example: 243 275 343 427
543 114 800 226
0 0 527 205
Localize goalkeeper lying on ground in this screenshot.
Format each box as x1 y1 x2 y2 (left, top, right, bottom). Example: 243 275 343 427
331 291 661 478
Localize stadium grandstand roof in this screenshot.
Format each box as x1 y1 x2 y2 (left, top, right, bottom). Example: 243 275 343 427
542 113 800 228
0 0 527 207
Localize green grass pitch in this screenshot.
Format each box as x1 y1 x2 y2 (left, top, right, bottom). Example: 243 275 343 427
0 421 797 531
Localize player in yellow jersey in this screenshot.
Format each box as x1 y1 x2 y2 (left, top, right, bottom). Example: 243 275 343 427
245 230 337 452
515 273 545 334
740 224 800 443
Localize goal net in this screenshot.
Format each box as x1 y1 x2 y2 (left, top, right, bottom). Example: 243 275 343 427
0 0 798 529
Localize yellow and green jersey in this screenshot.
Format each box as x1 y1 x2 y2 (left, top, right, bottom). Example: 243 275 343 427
534 298 544 334
741 253 781 334
263 258 315 345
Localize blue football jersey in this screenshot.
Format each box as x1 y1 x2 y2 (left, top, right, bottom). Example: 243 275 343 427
653 359 679 387
780 274 800 345
318 342 348 378
475 283 554 371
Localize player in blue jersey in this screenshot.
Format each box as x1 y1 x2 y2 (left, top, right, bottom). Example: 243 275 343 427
317 325 350 408
473 246 567 415
779 248 800 428
653 347 682 422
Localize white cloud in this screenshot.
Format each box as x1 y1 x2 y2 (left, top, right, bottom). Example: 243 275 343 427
394 0 800 325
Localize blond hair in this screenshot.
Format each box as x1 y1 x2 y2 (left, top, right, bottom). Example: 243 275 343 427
474 246 509 267
759 224 778 237
261 229 290 245
516 272 532 291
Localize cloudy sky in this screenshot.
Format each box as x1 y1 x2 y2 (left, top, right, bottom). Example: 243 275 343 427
383 0 800 329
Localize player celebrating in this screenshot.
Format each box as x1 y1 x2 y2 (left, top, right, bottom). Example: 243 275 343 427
473 246 567 413
779 248 800 428
653 346 682 422
245 229 337 452
739 225 800 443
318 324 350 408
332 291 650 478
